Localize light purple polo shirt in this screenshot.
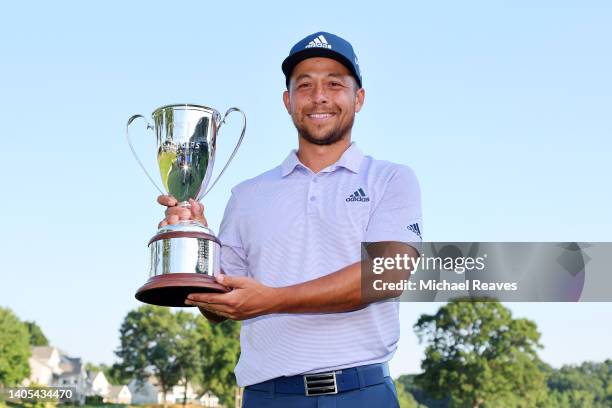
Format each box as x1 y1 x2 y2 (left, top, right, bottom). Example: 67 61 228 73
218 142 422 387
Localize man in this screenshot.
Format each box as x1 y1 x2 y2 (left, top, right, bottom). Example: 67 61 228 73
158 31 422 407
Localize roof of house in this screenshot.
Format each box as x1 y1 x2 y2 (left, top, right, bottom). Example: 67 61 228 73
58 356 83 376
87 370 106 381
31 346 57 361
108 385 130 399
198 391 219 399
128 377 158 394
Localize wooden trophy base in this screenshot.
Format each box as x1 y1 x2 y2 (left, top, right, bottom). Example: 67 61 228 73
135 273 229 307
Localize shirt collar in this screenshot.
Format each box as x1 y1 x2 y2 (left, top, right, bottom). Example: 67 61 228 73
280 142 365 177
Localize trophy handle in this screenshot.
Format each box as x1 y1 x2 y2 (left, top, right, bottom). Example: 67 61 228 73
126 114 165 195
201 107 246 197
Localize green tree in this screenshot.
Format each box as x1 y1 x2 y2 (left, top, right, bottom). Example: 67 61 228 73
394 377 426 408
115 305 213 404
24 321 48 347
396 374 448 407
0 307 31 386
114 305 242 407
414 299 546 408
104 362 127 385
543 360 612 407
115 305 200 407
197 317 241 408
174 310 205 407
84 362 101 373
18 383 57 408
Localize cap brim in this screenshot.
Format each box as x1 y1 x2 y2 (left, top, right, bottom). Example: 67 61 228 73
282 48 362 88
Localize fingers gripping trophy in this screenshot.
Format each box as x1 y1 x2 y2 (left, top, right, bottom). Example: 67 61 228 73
126 104 246 307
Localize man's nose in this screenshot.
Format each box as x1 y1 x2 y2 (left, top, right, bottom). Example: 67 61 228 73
311 83 329 104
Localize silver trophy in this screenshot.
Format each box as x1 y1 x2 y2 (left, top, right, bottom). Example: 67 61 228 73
126 104 245 307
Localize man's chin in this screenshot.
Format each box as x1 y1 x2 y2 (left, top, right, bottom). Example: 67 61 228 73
300 131 345 146
295 117 353 146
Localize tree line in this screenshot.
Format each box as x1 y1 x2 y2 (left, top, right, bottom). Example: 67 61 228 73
394 360 612 408
392 300 612 407
110 305 240 407
2 302 611 408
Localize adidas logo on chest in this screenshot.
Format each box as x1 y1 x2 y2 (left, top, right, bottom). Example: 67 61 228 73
346 188 370 202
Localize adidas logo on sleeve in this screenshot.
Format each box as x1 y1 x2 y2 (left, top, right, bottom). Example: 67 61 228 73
407 223 422 239
346 188 370 202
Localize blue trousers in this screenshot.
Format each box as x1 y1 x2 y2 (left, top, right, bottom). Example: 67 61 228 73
243 376 399 407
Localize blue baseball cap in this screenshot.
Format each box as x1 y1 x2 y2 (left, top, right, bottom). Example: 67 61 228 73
282 31 362 88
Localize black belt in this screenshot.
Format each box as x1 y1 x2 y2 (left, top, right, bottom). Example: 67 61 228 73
246 362 390 396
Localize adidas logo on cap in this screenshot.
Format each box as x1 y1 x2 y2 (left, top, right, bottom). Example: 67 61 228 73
305 34 332 49
346 188 370 202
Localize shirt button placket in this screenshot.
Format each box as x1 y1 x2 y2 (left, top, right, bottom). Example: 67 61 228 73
307 176 320 215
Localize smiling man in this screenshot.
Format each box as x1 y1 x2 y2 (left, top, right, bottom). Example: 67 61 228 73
159 31 422 407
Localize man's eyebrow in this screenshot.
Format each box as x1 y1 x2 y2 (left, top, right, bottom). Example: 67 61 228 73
294 73 312 82
294 73 348 82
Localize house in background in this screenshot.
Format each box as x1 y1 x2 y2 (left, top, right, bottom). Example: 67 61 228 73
172 381 197 404
27 346 217 406
128 376 217 405
198 390 220 407
87 370 110 398
26 346 87 404
106 385 132 404
27 346 60 385
57 355 87 390
26 346 133 405
128 377 164 404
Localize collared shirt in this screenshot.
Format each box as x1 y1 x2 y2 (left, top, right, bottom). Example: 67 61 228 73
218 142 422 387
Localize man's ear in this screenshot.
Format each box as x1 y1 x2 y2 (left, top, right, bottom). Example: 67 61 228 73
283 90 291 114
354 87 365 113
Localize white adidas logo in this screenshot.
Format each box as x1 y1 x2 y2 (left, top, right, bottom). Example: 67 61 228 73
305 34 332 49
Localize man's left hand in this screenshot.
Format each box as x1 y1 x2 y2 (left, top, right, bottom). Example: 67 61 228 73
185 274 282 321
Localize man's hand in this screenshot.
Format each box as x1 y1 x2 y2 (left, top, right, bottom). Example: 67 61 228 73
157 195 207 227
157 194 222 321
185 274 283 321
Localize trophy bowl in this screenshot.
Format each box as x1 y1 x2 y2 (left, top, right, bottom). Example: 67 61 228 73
127 104 246 307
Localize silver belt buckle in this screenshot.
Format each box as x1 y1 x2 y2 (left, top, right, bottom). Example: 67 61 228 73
303 371 338 396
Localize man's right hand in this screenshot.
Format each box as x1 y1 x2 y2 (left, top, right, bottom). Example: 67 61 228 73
158 195 226 323
157 195 208 228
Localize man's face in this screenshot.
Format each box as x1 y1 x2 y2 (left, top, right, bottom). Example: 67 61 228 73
283 57 365 146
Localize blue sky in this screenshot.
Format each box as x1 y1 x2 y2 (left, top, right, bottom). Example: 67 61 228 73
1 1 611 377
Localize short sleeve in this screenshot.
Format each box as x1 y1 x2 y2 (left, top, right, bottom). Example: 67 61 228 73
364 166 423 251
218 191 249 278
